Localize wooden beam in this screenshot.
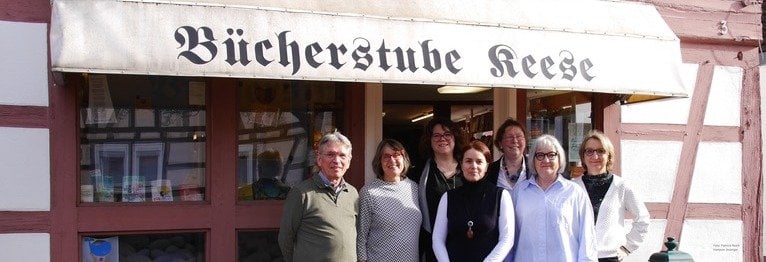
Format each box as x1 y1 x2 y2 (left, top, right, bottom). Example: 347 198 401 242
619 123 687 141
685 203 742 219
664 62 714 241
645 203 670 219
681 42 761 68
645 0 762 45
0 0 51 22
0 212 50 232
740 66 762 262
0 105 48 128
50 73 80 262
209 78 237 262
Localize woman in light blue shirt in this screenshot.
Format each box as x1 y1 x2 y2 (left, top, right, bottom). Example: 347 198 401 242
511 134 597 262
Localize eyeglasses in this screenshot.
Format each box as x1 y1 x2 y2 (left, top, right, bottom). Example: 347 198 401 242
533 152 558 161
382 152 403 159
503 134 525 141
431 132 454 141
584 148 607 157
321 152 349 161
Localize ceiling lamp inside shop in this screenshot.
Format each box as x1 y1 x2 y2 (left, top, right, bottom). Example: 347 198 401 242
437 86 491 94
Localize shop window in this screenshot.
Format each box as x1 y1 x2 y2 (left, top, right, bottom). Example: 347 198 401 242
453 104 494 157
527 91 592 178
238 231 282 261
79 74 206 203
82 232 204 261
236 80 344 201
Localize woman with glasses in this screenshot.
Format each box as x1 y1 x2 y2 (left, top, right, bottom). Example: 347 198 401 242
572 130 649 261
432 140 514 262
487 118 528 191
357 139 421 261
511 134 596 261
411 117 466 262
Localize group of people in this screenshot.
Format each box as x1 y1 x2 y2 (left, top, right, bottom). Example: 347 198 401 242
277 117 650 262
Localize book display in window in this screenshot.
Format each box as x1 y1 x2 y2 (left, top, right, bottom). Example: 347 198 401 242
121 175 146 202
150 179 173 202
80 75 212 204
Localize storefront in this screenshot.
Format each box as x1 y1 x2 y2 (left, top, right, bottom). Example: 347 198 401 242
0 0 761 261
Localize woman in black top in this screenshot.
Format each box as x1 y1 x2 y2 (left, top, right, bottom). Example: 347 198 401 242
410 117 466 262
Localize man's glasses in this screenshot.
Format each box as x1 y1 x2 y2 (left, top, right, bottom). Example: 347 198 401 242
322 152 349 161
584 148 607 157
431 132 453 141
533 152 558 161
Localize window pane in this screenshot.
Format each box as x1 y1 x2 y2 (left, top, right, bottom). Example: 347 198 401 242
527 91 592 177
237 80 344 201
238 231 282 261
82 232 205 261
79 74 206 203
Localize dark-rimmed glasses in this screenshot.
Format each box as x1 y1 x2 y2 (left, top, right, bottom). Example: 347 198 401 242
503 134 525 141
533 152 558 161
431 132 453 141
382 152 403 160
584 148 607 157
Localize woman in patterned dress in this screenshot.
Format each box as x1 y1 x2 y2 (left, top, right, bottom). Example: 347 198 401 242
357 139 421 261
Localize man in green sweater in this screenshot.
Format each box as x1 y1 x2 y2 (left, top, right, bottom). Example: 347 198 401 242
278 131 359 262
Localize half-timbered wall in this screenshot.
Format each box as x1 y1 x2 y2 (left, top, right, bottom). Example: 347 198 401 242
0 0 762 261
0 12 52 262
607 1 763 261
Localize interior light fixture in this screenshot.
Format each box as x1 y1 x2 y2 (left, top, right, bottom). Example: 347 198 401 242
437 86 491 94
411 112 434 123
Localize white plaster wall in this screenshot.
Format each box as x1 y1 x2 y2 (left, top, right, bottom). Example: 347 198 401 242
680 219 743 262
0 127 50 211
688 142 742 204
621 140 682 203
0 21 48 106
624 219 667 262
621 63 698 124
703 66 742 126
0 233 50 261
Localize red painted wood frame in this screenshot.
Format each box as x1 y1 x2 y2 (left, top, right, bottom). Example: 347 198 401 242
45 75 366 261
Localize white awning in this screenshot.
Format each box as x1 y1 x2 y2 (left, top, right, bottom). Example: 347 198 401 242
50 0 687 97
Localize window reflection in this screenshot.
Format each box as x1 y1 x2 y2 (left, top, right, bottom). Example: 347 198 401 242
79 75 206 203
527 90 592 178
237 80 344 201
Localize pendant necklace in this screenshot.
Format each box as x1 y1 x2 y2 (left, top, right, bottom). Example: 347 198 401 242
466 221 474 239
504 161 519 184
464 190 485 240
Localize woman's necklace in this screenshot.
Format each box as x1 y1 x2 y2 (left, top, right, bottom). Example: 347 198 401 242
438 171 457 189
502 163 518 184
463 190 486 240
435 160 458 189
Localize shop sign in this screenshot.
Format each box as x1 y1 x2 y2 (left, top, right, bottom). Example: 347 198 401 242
51 0 687 96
